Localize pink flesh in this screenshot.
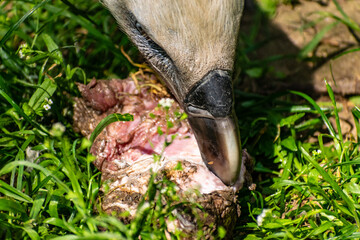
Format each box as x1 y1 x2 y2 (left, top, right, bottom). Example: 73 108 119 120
76 78 231 194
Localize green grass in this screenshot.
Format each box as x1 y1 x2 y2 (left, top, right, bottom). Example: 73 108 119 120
235 86 360 239
1 0 360 239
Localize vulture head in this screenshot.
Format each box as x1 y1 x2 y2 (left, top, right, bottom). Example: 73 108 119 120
102 0 244 186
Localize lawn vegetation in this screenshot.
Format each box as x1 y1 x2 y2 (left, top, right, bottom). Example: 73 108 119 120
1 0 360 239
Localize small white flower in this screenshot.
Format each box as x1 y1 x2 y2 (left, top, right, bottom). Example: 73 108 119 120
257 208 272 226
43 104 51 111
26 147 40 163
312 149 322 157
25 147 40 172
45 98 53 105
159 98 174 108
19 50 25 59
52 122 66 133
18 43 28 59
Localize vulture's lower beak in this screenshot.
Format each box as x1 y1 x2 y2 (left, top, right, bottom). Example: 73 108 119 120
184 70 242 186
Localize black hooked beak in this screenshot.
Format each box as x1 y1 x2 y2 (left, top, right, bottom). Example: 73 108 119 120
184 70 242 186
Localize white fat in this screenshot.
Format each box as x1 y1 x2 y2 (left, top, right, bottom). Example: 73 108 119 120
106 201 138 216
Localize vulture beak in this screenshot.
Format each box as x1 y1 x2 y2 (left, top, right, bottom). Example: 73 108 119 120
101 0 244 186
184 70 241 185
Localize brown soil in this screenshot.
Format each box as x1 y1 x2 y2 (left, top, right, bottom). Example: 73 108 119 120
240 0 360 137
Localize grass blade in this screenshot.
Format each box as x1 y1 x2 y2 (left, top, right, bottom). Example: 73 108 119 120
0 0 51 48
0 198 27 215
28 78 57 113
0 88 49 134
298 22 338 59
300 147 360 228
89 113 133 144
290 90 338 141
325 80 342 143
0 161 69 192
352 106 360 140
0 180 33 203
29 190 47 219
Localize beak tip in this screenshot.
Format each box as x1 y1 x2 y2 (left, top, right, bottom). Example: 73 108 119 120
188 115 242 186
184 69 242 187
205 150 242 186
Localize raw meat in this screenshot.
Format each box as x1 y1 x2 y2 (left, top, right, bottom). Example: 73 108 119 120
73 75 253 238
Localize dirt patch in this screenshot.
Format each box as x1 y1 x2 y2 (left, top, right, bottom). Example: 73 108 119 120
241 0 360 95
240 0 360 137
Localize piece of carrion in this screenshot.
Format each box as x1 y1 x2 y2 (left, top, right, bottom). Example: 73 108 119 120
73 75 253 238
